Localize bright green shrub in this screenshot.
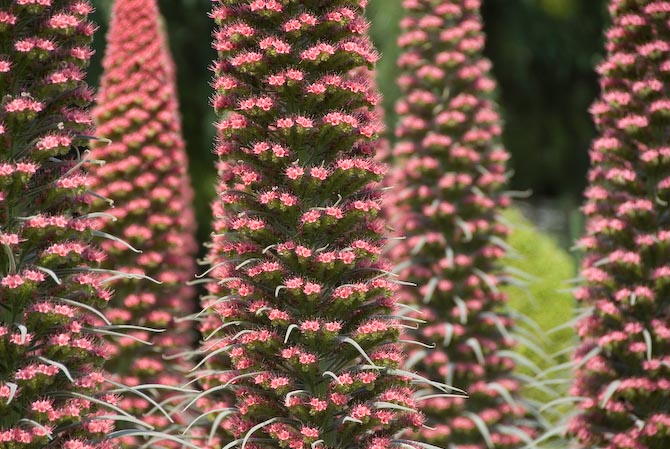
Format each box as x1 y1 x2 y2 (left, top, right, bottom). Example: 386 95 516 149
502 208 577 369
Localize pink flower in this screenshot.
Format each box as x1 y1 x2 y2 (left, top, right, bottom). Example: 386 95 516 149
286 165 304 180
303 282 321 295
350 404 371 420
1 275 24 289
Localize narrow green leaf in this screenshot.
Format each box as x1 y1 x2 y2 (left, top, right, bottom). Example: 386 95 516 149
643 329 653 361
37 357 73 382
92 230 142 253
242 418 278 448
599 380 622 409
339 337 378 367
105 430 201 449
463 411 494 449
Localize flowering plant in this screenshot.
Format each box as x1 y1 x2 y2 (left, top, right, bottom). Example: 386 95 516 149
0 2 119 448
386 1 539 447
568 1 670 447
88 0 199 444
189 1 449 448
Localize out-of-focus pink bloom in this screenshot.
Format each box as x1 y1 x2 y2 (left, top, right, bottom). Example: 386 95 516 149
89 0 198 444
384 1 537 447
569 1 670 447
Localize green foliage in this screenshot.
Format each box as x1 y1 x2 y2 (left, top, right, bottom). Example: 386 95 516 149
482 0 607 198
366 0 403 131
503 208 576 345
502 208 577 423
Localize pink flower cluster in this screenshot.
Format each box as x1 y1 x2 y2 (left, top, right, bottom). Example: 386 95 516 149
88 0 198 442
569 1 670 447
197 1 425 448
0 2 117 449
386 1 537 448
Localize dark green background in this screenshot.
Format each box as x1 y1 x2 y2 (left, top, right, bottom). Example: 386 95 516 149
88 0 608 246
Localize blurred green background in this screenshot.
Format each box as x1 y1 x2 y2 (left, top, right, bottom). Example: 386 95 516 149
87 0 608 247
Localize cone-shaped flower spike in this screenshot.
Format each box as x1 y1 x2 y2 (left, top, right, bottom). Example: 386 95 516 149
568 1 670 447
194 1 437 448
91 0 197 373
386 1 538 447
89 0 199 440
0 1 120 448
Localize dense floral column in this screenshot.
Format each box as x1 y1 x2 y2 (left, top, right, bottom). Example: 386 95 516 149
568 1 670 447
195 1 435 448
387 1 537 448
89 0 198 436
0 1 119 448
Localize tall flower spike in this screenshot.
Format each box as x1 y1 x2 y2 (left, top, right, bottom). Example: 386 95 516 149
568 1 670 447
89 0 198 441
0 1 119 448
387 1 539 447
195 1 435 448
